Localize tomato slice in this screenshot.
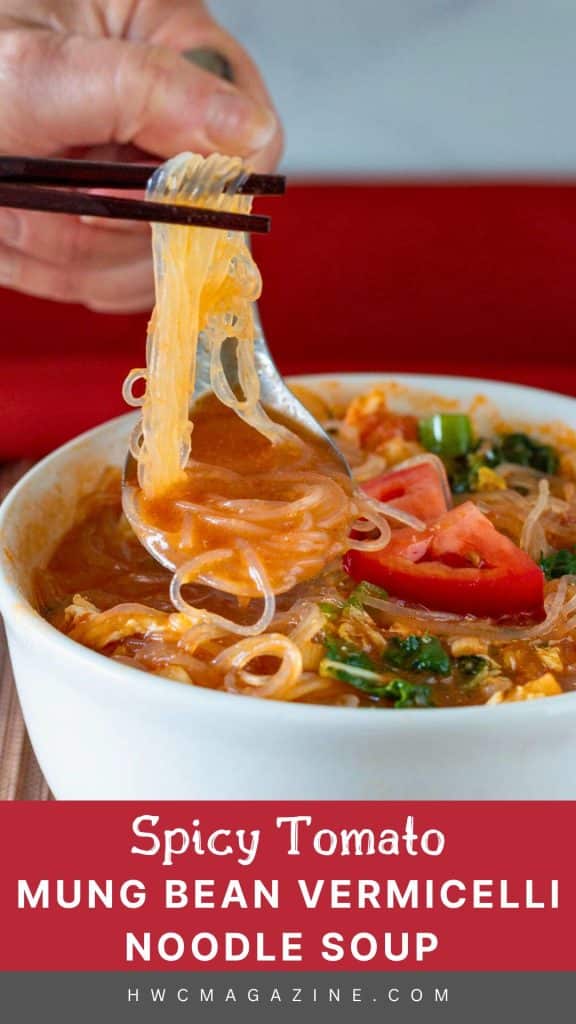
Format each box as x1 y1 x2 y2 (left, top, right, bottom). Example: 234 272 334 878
344 501 545 619
362 462 449 525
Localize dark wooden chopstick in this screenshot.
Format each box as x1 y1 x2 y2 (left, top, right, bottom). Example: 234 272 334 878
0 156 285 195
0 184 270 233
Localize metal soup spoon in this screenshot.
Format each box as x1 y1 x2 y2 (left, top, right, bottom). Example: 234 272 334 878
122 304 352 572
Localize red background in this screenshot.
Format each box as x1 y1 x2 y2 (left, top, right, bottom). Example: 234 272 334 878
0 801 572 972
1 181 576 458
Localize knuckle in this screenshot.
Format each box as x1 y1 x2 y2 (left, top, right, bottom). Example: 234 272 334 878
0 29 60 147
0 31 41 144
114 44 174 143
16 215 148 269
50 218 87 267
13 214 77 267
0 28 58 92
0 28 43 70
12 253 78 301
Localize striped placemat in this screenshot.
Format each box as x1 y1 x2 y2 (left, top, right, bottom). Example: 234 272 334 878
0 461 52 801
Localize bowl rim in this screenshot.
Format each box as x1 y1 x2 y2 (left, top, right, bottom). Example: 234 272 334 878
2 370 576 729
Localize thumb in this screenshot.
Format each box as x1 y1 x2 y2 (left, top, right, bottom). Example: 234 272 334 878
0 28 278 159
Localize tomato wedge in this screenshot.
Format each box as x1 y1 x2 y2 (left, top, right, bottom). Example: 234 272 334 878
344 501 545 619
362 461 449 525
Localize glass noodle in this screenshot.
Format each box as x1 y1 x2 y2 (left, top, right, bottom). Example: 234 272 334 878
119 153 398 657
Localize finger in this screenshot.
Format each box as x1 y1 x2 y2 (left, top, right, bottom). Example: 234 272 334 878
140 3 284 171
0 208 151 268
185 24 284 172
80 187 153 234
68 256 155 311
84 288 155 314
38 144 156 233
0 28 278 161
0 243 153 310
79 215 150 235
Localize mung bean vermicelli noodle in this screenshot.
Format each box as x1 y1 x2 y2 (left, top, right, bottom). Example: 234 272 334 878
37 155 576 707
120 152 364 638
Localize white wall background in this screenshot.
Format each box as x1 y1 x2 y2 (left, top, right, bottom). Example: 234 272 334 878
209 0 576 177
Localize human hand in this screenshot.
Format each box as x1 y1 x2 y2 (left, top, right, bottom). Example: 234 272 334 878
0 0 282 312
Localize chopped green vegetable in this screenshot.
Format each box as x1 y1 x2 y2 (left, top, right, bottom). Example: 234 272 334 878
419 413 474 458
448 440 502 494
540 547 576 580
320 637 392 697
448 455 477 494
322 637 378 677
478 443 502 468
318 601 341 620
447 432 558 492
454 654 491 682
499 433 559 475
320 638 433 706
379 678 433 708
448 458 475 494
430 427 558 492
344 580 388 611
384 634 451 676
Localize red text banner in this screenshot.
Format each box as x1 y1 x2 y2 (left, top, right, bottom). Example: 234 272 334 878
0 802 572 972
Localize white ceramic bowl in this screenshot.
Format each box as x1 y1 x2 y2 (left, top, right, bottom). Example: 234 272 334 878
2 374 576 800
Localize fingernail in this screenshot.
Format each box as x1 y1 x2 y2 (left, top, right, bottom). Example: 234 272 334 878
0 210 20 245
80 214 142 231
183 48 234 83
205 90 277 153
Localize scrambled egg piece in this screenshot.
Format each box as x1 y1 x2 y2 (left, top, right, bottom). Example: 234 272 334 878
338 609 388 653
379 436 422 467
345 388 389 427
536 646 564 672
487 672 562 704
63 594 99 628
475 467 507 492
450 637 490 657
344 387 421 459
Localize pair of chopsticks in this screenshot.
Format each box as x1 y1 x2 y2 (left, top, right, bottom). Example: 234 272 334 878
0 156 286 234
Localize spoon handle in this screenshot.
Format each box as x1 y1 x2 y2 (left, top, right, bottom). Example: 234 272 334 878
191 303 321 434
